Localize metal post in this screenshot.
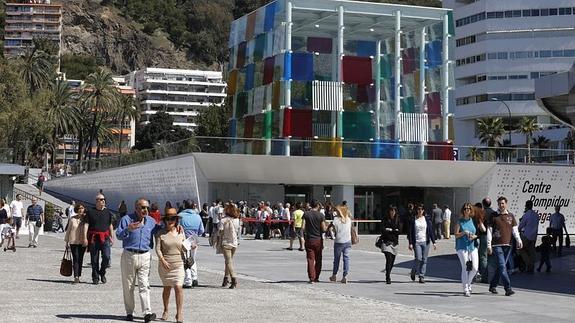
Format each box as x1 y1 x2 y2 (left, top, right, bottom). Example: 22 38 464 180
334 5 344 140
375 40 381 140
419 27 427 158
284 1 293 156
441 13 450 142
394 11 402 141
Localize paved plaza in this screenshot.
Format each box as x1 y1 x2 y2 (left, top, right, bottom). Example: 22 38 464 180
1 231 573 322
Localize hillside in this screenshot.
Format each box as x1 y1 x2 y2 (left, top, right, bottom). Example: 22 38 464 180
1 0 441 74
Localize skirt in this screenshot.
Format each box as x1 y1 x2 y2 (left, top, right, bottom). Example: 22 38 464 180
382 243 398 255
158 254 184 286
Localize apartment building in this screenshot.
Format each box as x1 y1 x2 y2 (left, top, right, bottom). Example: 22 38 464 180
444 0 575 148
4 0 62 57
128 68 227 131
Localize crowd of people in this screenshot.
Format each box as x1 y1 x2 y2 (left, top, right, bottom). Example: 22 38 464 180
0 191 571 321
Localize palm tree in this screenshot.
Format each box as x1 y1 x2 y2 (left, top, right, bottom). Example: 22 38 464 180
563 129 575 164
466 146 483 161
17 46 54 94
532 135 550 162
476 117 505 160
82 69 119 160
46 79 80 167
517 117 539 163
114 94 139 155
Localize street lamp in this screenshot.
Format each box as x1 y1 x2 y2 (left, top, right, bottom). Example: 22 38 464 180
490 97 512 145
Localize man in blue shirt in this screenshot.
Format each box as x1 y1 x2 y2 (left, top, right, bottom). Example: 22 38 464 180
25 197 44 248
116 198 159 323
519 200 539 273
179 199 204 288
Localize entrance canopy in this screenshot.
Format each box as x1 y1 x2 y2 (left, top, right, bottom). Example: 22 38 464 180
535 63 575 128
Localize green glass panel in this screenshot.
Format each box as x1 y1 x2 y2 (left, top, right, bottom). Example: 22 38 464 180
264 111 273 139
253 33 266 61
447 12 455 36
342 111 374 141
380 54 393 79
401 96 415 113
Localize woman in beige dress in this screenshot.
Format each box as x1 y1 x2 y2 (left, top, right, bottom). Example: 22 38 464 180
218 203 240 289
155 208 186 322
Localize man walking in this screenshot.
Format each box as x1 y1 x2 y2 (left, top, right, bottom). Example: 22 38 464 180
442 205 451 239
432 204 443 239
487 196 522 296
549 206 567 257
86 193 114 285
519 200 538 273
25 197 44 248
116 198 158 322
179 199 204 288
9 194 24 239
302 199 326 283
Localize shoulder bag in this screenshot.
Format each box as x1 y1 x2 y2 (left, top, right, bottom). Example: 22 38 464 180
350 223 359 245
566 233 571 248
60 247 73 277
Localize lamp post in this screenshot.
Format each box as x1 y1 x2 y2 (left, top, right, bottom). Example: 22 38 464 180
490 98 512 145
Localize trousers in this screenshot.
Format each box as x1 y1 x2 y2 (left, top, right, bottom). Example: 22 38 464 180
332 242 351 277
305 239 323 281
412 242 431 278
70 244 86 278
90 239 111 280
184 248 197 286
223 246 236 278
457 248 478 293
121 250 152 316
28 220 40 246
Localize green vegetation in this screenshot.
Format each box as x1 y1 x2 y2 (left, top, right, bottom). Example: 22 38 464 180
61 54 103 80
102 0 440 66
134 111 191 150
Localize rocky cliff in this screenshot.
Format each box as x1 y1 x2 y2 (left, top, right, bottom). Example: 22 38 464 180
61 0 200 74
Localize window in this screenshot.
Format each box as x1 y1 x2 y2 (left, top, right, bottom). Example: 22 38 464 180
513 10 522 17
488 52 497 59
497 52 508 59
567 8 573 14
540 50 552 58
559 8 566 15
477 75 487 82
531 72 540 79
531 9 540 16
495 11 504 18
540 9 549 16
523 9 531 16
505 11 513 18
486 12 496 19
564 50 575 57
553 50 564 57
549 8 558 15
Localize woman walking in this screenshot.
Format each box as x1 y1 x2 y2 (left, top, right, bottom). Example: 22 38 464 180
455 203 479 297
218 203 240 289
473 203 488 283
155 208 186 322
381 205 401 284
409 204 436 283
329 205 352 283
64 203 89 284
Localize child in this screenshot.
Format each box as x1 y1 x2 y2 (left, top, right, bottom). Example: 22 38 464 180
2 218 16 252
536 229 552 272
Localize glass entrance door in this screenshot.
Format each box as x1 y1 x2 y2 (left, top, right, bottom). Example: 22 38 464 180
354 191 375 233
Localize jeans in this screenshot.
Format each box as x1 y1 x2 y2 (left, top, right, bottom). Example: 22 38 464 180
332 242 351 277
457 248 478 293
305 239 323 281
489 245 512 290
255 222 263 239
478 235 488 280
184 248 197 286
70 244 86 278
90 238 111 281
412 242 431 278
223 246 236 278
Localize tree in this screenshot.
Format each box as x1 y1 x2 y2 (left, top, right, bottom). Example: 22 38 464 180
46 79 80 166
517 117 539 163
563 129 575 164
476 117 505 161
61 54 102 80
17 46 55 94
82 68 120 160
466 147 483 162
532 135 550 162
114 94 139 155
134 111 191 150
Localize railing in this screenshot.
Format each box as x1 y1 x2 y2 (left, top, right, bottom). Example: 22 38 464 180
66 136 575 175
13 186 62 213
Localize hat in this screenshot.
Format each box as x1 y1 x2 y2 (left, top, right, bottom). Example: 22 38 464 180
162 208 181 220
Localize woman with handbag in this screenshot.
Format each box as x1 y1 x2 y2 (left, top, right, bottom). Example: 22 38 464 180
381 206 401 284
454 203 478 297
409 204 436 284
218 203 240 289
329 205 353 284
64 203 89 284
155 208 186 322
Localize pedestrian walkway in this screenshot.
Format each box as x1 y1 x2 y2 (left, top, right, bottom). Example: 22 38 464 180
1 233 573 322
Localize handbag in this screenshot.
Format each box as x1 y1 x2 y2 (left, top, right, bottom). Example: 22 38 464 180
566 234 571 248
350 225 359 245
35 219 43 228
375 235 384 249
60 247 73 277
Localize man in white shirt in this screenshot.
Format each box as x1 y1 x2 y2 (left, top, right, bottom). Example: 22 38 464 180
442 205 452 239
282 203 291 239
66 201 76 218
9 194 24 239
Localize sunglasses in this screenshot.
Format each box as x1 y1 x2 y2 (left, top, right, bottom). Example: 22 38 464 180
96 198 106 201
165 217 177 222
140 206 149 210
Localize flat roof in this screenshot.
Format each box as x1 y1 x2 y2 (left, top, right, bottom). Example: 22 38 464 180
0 163 26 176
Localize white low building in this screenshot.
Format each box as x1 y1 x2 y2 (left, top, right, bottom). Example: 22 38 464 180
128 68 227 131
444 0 575 148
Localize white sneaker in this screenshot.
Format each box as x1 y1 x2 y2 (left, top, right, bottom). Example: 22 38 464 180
464 291 471 297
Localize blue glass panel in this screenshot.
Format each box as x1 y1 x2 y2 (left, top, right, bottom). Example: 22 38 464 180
291 52 314 81
244 64 255 91
283 52 292 80
264 2 276 32
357 40 377 57
371 139 400 159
